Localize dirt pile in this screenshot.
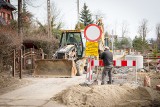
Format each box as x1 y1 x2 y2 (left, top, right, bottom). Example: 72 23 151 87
53 84 160 107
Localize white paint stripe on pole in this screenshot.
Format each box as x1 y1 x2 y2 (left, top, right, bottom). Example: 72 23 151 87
86 72 89 79
86 58 90 81
87 63 90 69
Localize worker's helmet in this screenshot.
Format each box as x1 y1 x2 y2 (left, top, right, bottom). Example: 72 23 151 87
104 46 110 50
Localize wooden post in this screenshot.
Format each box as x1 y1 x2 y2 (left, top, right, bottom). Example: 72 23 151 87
33 47 35 69
31 48 33 69
19 49 22 79
23 46 26 70
13 50 16 77
40 48 44 59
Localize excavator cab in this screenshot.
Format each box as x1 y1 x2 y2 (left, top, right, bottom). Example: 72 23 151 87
59 30 85 58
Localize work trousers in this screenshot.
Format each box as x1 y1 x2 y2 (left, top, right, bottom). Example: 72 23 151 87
101 66 113 85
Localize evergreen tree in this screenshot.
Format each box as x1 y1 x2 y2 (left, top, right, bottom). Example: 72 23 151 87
132 36 149 53
114 37 132 49
80 3 94 26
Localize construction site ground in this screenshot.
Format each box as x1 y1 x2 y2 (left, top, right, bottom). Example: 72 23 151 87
0 72 86 107
0 71 160 107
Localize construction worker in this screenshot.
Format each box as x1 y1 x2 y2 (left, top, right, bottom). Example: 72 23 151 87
100 46 113 85
68 34 77 44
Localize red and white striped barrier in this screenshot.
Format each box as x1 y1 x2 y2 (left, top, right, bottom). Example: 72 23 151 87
86 59 137 83
91 60 136 67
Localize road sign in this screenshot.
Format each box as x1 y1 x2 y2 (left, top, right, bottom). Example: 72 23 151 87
84 24 102 42
85 42 98 56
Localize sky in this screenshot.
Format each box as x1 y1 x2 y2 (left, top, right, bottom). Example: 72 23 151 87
11 0 160 40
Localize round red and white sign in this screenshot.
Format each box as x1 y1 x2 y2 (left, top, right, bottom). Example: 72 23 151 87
84 24 102 42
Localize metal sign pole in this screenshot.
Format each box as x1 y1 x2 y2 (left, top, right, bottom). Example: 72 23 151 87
86 57 90 82
89 57 91 82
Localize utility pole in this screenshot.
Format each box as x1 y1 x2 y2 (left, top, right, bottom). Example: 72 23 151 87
18 0 22 43
18 0 23 79
77 0 80 29
47 0 51 37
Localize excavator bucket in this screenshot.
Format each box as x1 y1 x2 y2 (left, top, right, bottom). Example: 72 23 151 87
33 59 77 77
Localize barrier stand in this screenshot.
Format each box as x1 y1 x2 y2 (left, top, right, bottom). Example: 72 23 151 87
135 59 138 84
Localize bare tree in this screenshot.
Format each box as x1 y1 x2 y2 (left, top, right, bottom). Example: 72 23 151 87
24 0 41 8
0 26 21 72
156 24 160 50
93 10 105 22
121 21 129 37
138 19 149 41
156 24 160 41
50 2 62 29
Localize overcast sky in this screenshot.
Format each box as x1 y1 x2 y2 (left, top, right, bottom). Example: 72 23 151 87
11 0 160 40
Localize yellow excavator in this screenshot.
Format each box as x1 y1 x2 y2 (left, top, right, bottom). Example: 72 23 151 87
34 19 105 77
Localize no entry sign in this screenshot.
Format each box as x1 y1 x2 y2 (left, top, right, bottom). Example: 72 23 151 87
84 24 102 42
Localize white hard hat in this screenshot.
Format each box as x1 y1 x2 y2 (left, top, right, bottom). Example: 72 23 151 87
104 46 110 50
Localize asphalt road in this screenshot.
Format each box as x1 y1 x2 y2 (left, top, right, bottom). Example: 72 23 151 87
0 75 86 107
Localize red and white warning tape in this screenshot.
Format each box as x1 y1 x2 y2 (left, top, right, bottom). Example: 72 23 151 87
91 60 136 67
86 59 137 82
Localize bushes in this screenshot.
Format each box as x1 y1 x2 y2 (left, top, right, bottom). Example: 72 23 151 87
0 26 21 72
23 33 59 58
0 25 59 72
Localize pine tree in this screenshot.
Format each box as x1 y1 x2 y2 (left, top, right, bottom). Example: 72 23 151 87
132 36 149 53
80 3 93 26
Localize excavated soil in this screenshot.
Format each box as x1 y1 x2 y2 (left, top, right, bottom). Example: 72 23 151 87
53 84 160 107
53 72 160 107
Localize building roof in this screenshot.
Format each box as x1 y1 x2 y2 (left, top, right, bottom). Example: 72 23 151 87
0 0 16 10
0 16 6 25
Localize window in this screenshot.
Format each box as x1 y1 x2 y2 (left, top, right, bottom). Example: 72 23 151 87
7 14 10 20
60 32 83 57
2 12 5 19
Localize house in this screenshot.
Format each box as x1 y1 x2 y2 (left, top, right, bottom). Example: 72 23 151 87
0 0 16 25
